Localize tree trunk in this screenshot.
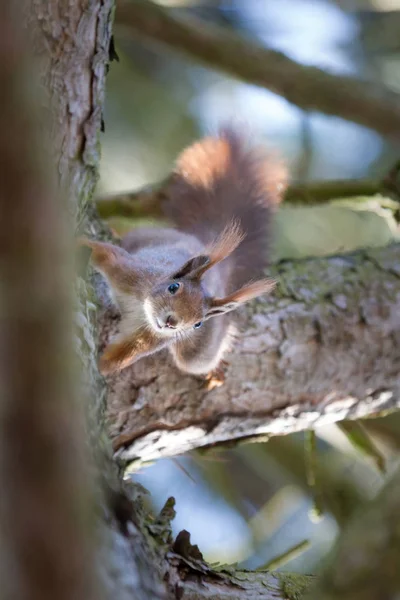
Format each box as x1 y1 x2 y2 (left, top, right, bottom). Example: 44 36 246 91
22 1 311 599
15 1 167 599
0 3 96 598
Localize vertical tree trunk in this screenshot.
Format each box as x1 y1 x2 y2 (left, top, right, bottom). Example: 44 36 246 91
3 1 167 599
0 2 97 599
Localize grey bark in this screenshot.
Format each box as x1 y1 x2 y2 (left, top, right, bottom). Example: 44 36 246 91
101 243 400 468
0 3 96 599
25 1 166 599
24 1 309 599
12 2 400 600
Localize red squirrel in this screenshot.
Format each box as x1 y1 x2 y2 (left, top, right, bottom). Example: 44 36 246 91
82 128 287 380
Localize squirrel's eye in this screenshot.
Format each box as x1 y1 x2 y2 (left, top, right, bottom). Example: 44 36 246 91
193 321 202 329
168 282 180 295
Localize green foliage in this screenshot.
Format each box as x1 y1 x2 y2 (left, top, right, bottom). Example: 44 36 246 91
273 199 398 261
337 422 386 474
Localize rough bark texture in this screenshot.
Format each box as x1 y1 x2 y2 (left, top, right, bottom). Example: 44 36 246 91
28 1 165 599
102 244 400 467
30 0 113 223
167 534 313 600
117 0 400 138
20 1 400 599
0 3 96 600
26 2 308 600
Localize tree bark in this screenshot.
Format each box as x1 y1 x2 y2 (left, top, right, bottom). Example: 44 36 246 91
23 2 311 600
167 530 313 600
29 0 113 221
11 2 400 600
25 1 167 599
116 0 400 138
0 4 96 599
101 243 400 467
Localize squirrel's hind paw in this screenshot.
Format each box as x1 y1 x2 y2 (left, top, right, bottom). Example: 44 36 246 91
201 364 227 391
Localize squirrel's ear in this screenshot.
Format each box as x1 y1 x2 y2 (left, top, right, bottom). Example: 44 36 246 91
172 255 211 280
78 238 129 269
78 238 136 291
206 279 275 318
172 221 245 281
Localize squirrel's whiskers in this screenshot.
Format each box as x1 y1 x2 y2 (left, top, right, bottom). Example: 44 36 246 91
80 127 287 378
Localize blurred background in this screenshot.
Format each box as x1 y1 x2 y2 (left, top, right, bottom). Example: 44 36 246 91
98 0 400 574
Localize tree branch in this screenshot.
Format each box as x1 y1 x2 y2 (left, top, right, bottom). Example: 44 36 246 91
113 491 314 600
95 177 387 222
98 243 400 467
116 0 400 138
167 544 313 599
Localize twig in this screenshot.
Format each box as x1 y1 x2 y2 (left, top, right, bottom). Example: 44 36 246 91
258 540 311 571
96 177 383 221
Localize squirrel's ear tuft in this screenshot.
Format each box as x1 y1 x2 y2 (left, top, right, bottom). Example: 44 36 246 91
173 220 245 281
206 278 275 318
172 255 211 280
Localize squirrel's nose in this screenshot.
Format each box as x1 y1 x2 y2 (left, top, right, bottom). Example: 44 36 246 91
165 315 178 328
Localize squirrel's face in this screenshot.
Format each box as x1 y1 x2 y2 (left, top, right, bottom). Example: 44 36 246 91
81 226 275 348
144 279 206 337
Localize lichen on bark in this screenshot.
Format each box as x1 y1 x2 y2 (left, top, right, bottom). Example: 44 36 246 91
98 243 400 467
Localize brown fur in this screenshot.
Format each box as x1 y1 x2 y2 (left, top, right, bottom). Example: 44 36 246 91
83 127 287 376
99 329 164 376
208 279 276 317
163 127 287 290
78 238 139 293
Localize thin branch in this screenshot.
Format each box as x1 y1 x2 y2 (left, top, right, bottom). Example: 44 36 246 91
116 0 400 138
260 540 311 571
285 179 383 204
99 243 400 467
96 177 384 221
97 179 168 220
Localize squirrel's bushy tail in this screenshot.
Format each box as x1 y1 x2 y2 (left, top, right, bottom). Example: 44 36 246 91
162 127 287 287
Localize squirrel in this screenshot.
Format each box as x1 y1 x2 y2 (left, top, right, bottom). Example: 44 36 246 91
82 128 287 382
